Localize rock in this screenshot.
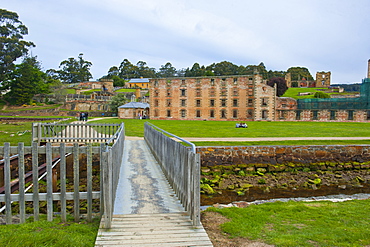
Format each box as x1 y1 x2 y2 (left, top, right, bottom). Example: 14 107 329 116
213 203 234 209
240 183 253 189
232 201 250 208
227 184 235 190
236 191 245 196
201 168 211 174
310 184 318 190
234 168 241 172
201 184 216 194
263 186 271 193
257 168 267 173
338 185 346 190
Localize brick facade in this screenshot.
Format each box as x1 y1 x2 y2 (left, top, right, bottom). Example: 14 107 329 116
149 75 276 121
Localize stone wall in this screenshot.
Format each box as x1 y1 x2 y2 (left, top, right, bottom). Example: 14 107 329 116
197 145 370 168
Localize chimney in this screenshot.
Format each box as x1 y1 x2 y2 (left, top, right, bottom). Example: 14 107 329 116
368 59 370 78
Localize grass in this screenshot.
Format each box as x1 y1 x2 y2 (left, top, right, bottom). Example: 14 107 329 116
282 88 334 99
191 139 370 146
89 118 370 138
115 88 137 92
206 199 370 246
65 88 76 94
282 88 327 99
0 118 75 145
81 89 101 95
0 104 63 113
0 216 100 247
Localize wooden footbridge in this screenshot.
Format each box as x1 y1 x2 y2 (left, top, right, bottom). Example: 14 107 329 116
0 121 212 246
95 123 212 246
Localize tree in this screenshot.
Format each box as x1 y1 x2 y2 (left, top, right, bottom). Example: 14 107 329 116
0 9 35 85
287 67 314 81
206 61 239 76
100 66 126 87
136 61 156 78
118 59 138 79
109 93 127 113
58 53 92 83
157 62 177 77
267 77 288 97
110 75 125 87
3 56 50 105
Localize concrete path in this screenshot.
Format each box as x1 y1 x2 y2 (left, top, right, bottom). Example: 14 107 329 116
95 139 213 246
126 136 370 142
177 137 370 142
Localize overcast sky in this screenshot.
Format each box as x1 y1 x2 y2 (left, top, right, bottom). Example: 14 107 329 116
2 0 370 83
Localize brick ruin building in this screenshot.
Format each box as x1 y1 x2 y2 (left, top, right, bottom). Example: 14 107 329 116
149 75 276 121
285 71 331 88
64 79 114 112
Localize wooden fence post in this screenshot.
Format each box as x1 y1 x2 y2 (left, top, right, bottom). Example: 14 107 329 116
18 143 25 224
73 143 80 222
32 142 39 221
46 143 53 221
4 143 11 224
60 143 67 222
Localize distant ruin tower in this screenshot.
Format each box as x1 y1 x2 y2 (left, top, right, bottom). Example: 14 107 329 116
368 59 370 78
285 73 292 87
316 71 331 88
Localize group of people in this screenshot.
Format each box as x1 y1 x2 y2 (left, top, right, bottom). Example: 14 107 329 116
137 113 147 119
236 122 248 128
79 112 89 121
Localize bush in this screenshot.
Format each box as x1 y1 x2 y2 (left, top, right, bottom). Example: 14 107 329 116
314 91 330 98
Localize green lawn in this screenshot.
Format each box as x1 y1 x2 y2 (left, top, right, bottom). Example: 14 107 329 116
0 118 74 145
114 88 136 93
89 118 370 138
282 88 333 99
206 199 370 246
191 139 370 146
0 104 63 113
81 89 101 95
65 88 76 94
0 216 100 247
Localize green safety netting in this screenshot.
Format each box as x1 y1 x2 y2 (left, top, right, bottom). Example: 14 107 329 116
297 78 370 110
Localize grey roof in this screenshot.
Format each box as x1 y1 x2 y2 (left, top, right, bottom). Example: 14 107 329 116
118 102 150 109
129 78 151 83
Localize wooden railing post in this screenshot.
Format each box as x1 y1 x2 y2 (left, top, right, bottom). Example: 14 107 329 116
144 123 200 226
101 149 112 228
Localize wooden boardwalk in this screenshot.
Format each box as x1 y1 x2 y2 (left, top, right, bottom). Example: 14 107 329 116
95 140 213 247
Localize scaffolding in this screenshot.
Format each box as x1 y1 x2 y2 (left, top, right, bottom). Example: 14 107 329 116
297 78 370 110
